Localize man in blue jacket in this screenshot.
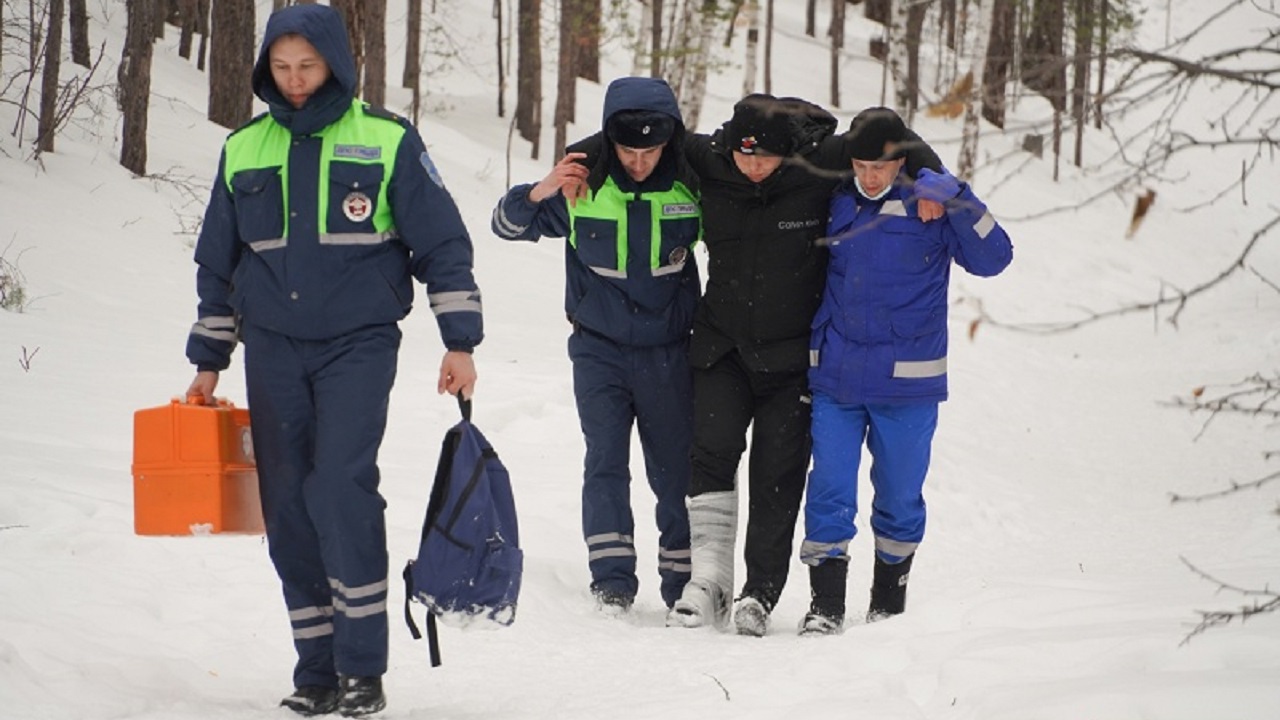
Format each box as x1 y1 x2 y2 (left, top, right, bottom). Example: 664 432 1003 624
491 77 699 616
185 5 482 715
798 107 1012 635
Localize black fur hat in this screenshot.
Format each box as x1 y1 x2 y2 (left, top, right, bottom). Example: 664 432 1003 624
607 110 676 149
725 94 795 156
847 106 908 161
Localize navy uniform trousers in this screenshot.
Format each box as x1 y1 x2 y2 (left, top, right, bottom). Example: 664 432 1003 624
242 322 400 688
568 326 693 607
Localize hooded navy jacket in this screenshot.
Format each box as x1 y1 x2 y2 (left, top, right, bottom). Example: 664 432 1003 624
187 4 482 371
489 77 702 347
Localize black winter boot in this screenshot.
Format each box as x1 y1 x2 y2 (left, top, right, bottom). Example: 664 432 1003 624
337 676 386 717
867 553 914 622
799 559 847 636
280 685 341 716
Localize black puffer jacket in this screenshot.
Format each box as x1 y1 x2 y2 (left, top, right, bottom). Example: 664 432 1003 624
681 99 840 373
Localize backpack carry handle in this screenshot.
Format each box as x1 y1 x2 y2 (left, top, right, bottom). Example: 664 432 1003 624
456 392 471 422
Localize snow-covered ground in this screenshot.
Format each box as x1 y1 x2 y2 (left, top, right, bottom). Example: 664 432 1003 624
2 1 1277 718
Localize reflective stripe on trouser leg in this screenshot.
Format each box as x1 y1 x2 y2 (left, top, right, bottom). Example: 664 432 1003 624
633 339 694 607
570 330 639 599
865 402 938 563
800 392 870 565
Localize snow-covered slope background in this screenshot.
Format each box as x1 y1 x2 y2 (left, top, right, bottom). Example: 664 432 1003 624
1 1 1277 718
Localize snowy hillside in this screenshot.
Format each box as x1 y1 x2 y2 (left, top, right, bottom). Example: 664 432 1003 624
1 1 1277 719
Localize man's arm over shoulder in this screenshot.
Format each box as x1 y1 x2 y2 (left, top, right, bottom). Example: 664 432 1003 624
388 126 483 352
915 168 1013 277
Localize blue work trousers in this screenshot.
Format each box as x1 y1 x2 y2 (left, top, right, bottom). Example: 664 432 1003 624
242 322 399 688
802 392 937 565
569 327 693 607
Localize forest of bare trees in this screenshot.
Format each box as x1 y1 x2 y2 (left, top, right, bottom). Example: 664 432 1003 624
0 0 1274 205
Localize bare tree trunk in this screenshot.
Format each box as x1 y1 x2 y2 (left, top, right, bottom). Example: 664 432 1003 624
151 0 166 40
196 0 209 71
1094 0 1107 129
903 0 927 123
208 0 254 130
650 0 663 77
119 0 153 173
1071 0 1092 167
332 0 365 94
742 0 758 96
68 0 89 67
363 0 386 105
516 0 541 156
764 0 774 93
37 0 65 154
178 0 196 59
632 0 651 76
495 0 505 116
27 0 41 68
1022 0 1066 177
940 0 955 49
957 0 994 181
667 0 697 96
553 0 580 159
804 0 815 37
577 0 600 83
829 0 844 108
403 0 421 88
866 0 889 61
981 0 1014 128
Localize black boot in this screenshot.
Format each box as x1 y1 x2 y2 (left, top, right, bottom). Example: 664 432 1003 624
799 559 847 636
337 676 386 717
280 685 341 716
867 553 914 622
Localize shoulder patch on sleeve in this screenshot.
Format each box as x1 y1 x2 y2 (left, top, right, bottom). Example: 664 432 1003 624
420 149 445 188
363 103 413 129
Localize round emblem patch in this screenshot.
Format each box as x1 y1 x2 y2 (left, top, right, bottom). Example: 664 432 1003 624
343 191 373 222
668 246 688 266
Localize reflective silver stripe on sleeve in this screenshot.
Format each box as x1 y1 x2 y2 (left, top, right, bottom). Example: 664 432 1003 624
318 231 397 246
428 290 483 316
809 349 820 367
973 211 996 239
799 538 851 565
875 536 919 559
881 200 908 217
190 316 237 343
288 605 335 622
249 237 287 252
492 203 528 236
328 577 389 600
893 357 947 378
292 622 334 640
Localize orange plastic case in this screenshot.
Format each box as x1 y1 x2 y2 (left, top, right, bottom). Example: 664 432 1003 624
132 397 264 535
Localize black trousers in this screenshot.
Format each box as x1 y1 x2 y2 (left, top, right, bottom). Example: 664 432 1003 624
689 350 811 609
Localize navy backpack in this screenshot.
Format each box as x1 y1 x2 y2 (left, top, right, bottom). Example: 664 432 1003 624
403 395 522 666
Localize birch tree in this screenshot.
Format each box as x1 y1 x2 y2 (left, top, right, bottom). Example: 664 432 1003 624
675 0 718 131
741 0 758 96
957 0 995 180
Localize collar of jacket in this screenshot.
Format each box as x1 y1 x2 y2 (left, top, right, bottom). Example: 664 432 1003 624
263 78 354 135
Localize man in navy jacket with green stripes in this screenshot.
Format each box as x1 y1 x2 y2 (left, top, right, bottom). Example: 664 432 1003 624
185 5 481 715
490 77 699 618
